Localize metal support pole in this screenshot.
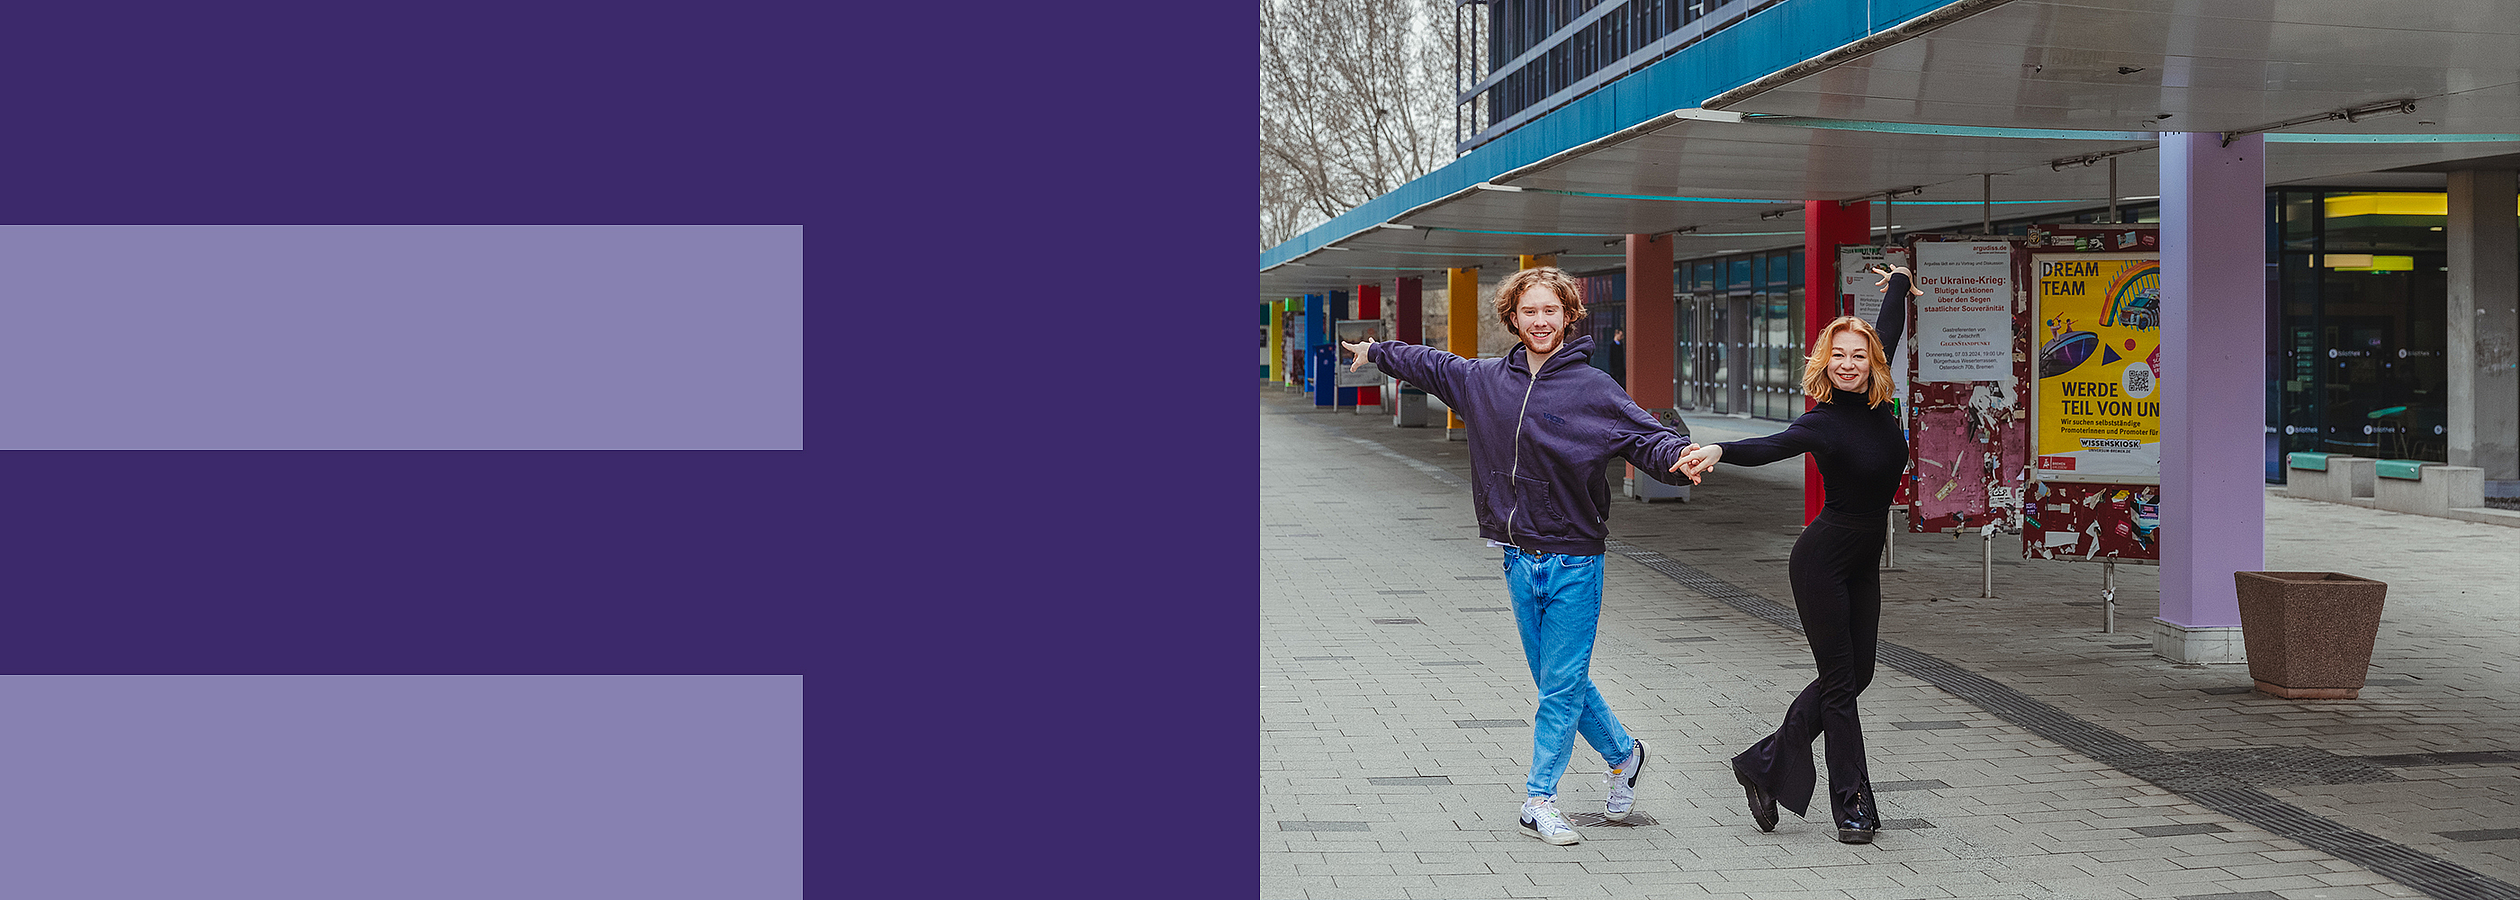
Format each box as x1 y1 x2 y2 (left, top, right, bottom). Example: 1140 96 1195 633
2107 157 2119 224
1980 523 1995 599
2102 559 2118 633
1885 196 1896 239
1881 510 1898 568
1983 173 1993 234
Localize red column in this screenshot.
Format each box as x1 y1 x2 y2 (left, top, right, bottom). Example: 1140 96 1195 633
1624 234 1674 409
1625 234 1676 487
1355 283 1381 406
1395 277 1422 344
1802 200 1873 523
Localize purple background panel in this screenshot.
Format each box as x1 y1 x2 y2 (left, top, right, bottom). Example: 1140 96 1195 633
0 226 801 450
0 676 799 900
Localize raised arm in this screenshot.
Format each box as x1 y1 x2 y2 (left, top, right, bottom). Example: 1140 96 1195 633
1871 267 1914 357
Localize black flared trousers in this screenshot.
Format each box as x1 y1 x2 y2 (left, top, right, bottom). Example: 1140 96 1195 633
1731 510 1883 823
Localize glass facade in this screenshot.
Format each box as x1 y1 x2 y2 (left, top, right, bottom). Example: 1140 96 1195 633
1480 0 1737 142
1672 248 1800 418
2269 191 2459 473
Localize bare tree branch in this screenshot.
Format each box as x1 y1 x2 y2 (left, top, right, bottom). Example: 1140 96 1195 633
1260 0 1455 250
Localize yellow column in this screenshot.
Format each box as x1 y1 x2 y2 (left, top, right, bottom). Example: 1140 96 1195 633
1446 267 1479 440
1518 253 1555 270
1266 301 1284 385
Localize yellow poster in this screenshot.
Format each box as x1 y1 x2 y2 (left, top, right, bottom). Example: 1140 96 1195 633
2032 254 2161 483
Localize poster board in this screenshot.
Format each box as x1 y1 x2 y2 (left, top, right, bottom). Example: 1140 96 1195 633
1333 319 1385 388
1902 235 2030 534
2021 224 2161 562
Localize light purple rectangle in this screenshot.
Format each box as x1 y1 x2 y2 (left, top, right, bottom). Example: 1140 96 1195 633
0 675 801 899
0 226 802 449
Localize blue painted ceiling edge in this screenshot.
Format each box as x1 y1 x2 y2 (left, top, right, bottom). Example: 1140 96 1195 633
1257 0 1954 274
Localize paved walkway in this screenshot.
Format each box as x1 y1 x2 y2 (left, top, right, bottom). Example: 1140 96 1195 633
1261 384 2520 900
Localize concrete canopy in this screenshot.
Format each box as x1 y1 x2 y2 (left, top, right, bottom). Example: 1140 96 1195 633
1258 0 2520 301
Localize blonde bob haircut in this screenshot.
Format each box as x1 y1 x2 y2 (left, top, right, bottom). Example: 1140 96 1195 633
1490 266 1588 334
1801 316 1896 407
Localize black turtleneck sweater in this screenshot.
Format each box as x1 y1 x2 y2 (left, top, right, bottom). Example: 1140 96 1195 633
1715 273 1911 526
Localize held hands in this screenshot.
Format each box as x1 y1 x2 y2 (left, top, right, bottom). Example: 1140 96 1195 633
1669 442 1722 484
1339 340 1376 372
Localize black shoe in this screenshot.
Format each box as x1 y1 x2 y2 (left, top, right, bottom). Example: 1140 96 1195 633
1835 791 1880 844
1732 766 1779 833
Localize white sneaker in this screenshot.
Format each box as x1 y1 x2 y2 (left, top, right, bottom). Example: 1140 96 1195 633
1604 739 1647 821
1519 798 1581 845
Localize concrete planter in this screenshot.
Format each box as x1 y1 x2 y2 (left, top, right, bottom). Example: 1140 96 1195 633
2233 572 2389 699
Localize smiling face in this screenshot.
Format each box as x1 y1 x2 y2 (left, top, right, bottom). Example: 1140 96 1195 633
1827 329 1871 392
1511 285 1570 356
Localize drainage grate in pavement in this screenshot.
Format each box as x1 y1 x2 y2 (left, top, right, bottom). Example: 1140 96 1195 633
1669 615 1726 621
2132 823 2232 837
2197 685 2256 695
1458 607 1509 612
1563 811 1657 827
1455 576 1501 581
2108 643 2150 649
1658 636 1716 643
1364 775 1453 786
1420 660 1482 666
1874 780 1951 792
1882 818 1936 830
1301 557 1346 560
2365 751 2520 768
2440 829 2520 843
1374 590 1427 595
1397 517 1432 521
2064 601 2103 607
1278 821 1370 832
1371 618 1424 625
2364 677 2418 685
1291 656 1354 661
2174 892 2288 900
1603 537 2520 900
1456 719 1525 728
1891 721 1971 730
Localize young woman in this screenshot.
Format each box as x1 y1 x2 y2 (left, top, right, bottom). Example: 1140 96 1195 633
1671 264 1916 844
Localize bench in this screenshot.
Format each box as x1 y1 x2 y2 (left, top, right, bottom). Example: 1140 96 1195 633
2373 460 2484 515
2283 453 2374 504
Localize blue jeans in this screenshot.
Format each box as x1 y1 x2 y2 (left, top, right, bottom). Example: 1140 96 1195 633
1504 548 1633 798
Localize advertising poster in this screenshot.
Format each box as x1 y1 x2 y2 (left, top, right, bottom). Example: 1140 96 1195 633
1333 319 1384 388
2031 254 2162 483
1913 241 2014 382
2023 481 2159 561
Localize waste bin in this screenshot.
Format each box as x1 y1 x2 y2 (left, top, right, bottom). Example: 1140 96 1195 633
1392 382 1428 427
1626 408 1691 503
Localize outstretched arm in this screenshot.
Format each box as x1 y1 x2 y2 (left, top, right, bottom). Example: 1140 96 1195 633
1351 340 1473 410
1608 400 1693 485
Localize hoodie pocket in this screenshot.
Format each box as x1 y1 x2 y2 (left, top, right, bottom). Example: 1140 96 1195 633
1508 472 1568 541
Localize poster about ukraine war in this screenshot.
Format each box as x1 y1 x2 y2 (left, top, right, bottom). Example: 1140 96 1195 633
2033 254 2162 483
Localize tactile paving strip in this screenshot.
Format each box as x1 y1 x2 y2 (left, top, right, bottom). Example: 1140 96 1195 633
1606 539 2520 900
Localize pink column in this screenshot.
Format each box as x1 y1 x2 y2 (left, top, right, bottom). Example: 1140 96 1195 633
2154 132 2265 663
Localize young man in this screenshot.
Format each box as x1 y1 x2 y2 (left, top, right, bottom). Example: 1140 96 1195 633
1342 267 1694 846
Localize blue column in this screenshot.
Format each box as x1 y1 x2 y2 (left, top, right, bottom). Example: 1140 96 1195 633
2154 132 2265 663
1306 293 1335 407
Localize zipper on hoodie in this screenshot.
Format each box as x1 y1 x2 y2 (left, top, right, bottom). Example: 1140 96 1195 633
1503 355 1541 549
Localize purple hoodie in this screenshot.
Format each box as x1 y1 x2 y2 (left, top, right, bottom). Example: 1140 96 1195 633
1366 334 1692 556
